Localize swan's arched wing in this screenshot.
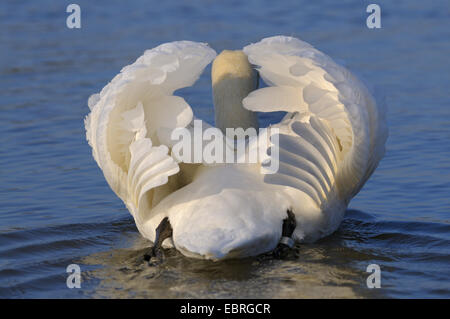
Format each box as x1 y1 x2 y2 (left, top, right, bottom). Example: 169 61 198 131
243 36 388 203
85 41 216 221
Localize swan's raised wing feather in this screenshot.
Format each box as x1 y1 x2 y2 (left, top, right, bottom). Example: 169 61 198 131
85 41 216 221
243 36 387 203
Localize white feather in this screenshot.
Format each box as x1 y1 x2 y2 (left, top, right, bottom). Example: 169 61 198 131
244 36 388 200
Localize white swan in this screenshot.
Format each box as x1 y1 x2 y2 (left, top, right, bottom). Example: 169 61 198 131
85 36 388 260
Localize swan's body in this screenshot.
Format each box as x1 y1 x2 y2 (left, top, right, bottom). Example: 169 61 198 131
85 36 387 260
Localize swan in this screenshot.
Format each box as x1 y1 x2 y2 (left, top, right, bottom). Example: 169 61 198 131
84 36 388 261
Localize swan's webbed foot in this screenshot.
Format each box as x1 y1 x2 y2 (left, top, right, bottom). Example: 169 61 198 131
273 209 297 259
144 217 172 265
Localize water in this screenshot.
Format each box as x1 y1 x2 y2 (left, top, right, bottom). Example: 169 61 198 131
1 0 449 298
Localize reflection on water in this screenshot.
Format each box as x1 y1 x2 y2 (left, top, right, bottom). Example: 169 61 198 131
79 209 449 299
83 247 362 299
1 0 449 298
78 210 396 299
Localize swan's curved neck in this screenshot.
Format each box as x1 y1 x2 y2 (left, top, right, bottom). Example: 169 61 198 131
211 50 259 134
